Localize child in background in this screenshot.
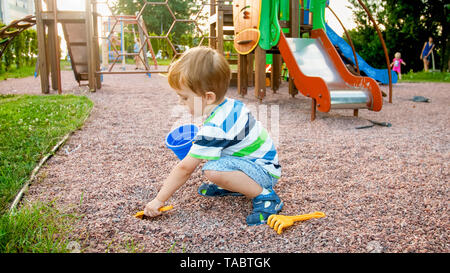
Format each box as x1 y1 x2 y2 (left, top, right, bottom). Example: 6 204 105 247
134 39 141 70
143 47 283 225
391 52 406 80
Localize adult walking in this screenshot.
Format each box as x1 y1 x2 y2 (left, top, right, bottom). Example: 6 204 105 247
420 37 435 72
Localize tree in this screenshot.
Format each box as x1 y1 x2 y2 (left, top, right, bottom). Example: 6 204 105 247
111 0 204 45
0 20 38 73
346 0 449 72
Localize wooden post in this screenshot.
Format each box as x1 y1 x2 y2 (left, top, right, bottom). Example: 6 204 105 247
52 0 62 94
254 45 266 101
247 53 254 87
291 0 299 37
311 99 316 121
44 0 57 91
237 53 248 96
209 0 217 49
288 0 299 97
92 1 101 89
34 0 49 94
271 54 281 92
85 0 96 92
300 0 304 27
216 2 224 54
289 77 297 98
101 20 109 69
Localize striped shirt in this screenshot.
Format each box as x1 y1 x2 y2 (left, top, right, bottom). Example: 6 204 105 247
188 98 281 179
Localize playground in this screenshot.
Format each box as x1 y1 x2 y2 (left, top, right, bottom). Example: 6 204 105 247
0 0 449 254
1 71 448 252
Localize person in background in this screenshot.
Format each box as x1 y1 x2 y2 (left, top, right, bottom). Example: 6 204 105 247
420 37 435 72
134 39 141 70
391 52 406 80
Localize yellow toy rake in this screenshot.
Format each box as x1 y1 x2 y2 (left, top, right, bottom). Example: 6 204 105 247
267 212 326 234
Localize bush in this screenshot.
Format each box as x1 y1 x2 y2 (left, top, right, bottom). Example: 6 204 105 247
0 20 38 73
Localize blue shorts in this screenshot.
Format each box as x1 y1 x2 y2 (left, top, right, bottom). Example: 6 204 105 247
202 155 278 189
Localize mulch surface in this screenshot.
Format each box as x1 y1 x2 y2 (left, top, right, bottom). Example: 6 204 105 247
1 71 448 253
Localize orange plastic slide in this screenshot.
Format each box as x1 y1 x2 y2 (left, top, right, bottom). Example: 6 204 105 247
278 28 383 113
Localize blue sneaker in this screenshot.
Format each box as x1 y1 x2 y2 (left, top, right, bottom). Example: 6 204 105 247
197 183 243 197
246 190 283 226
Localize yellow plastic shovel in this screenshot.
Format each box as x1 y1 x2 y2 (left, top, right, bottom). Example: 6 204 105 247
134 205 173 219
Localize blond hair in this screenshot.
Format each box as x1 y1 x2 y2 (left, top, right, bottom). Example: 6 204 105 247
395 52 401 58
168 47 231 102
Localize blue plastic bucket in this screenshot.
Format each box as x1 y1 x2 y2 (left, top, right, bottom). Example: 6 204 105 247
165 124 199 160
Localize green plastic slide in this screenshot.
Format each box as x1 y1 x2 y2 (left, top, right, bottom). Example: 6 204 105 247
310 0 327 31
259 0 271 50
259 0 327 50
259 0 281 50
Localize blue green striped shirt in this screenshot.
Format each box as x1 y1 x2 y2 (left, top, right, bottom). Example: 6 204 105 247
188 98 281 178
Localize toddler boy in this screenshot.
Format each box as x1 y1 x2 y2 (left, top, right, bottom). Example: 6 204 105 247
144 47 283 225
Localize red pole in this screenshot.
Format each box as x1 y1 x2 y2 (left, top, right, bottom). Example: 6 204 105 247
327 6 360 74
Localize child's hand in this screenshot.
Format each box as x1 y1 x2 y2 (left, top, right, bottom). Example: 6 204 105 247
144 198 165 217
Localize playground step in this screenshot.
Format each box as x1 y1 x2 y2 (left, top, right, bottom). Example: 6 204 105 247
61 20 89 83
223 13 233 26
223 29 235 36
68 42 87 46
79 73 88 81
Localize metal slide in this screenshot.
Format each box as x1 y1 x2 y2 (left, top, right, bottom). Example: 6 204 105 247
326 24 397 85
278 28 383 113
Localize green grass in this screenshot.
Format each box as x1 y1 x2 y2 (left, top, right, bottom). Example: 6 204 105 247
399 71 450 83
124 57 173 66
0 94 93 213
104 237 145 253
0 94 93 253
60 60 72 71
167 240 187 253
0 60 72 81
0 201 81 253
0 64 37 81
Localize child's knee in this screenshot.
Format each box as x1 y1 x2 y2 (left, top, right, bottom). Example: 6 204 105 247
204 170 223 183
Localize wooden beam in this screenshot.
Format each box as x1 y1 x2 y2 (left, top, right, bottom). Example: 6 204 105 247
288 0 299 97
209 0 217 49
44 0 58 91
68 42 87 46
289 77 298 97
51 0 62 94
271 53 281 92
92 1 101 89
254 45 266 101
96 70 168 74
311 99 316 121
237 53 248 96
85 0 96 92
247 53 254 86
290 0 299 38
41 11 86 22
34 0 49 94
216 3 224 54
